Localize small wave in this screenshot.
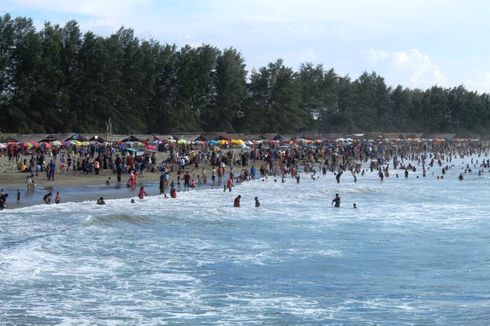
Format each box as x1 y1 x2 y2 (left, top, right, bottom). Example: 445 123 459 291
83 213 151 227
342 187 383 194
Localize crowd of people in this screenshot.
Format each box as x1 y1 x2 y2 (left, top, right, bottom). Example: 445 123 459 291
0 137 488 208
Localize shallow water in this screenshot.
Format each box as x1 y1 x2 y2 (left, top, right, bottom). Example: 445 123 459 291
2 156 490 325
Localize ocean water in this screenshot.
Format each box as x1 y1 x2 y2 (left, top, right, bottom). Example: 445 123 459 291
2 157 490 325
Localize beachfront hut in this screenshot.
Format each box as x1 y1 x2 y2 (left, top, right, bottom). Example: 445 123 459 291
194 134 208 142
364 132 383 139
382 133 403 140
120 135 141 142
1 134 19 143
87 135 106 143
422 133 456 141
39 135 60 143
14 134 48 144
399 132 423 140
144 135 160 142
64 134 88 142
209 132 232 141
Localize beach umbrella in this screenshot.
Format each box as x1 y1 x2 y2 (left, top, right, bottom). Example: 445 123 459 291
177 139 188 145
51 140 62 147
0 143 6 149
218 139 229 145
208 140 219 146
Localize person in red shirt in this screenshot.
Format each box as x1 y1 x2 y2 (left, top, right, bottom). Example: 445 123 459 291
226 177 233 192
138 186 148 199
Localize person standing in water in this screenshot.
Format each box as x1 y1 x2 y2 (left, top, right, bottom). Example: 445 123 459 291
331 193 341 207
234 195 241 207
335 171 342 184
138 186 148 199
255 197 260 207
43 192 52 204
55 192 61 204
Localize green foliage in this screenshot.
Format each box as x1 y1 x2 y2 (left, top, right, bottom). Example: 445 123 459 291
1 13 490 134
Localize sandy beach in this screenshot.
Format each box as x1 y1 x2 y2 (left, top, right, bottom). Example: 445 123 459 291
0 152 217 188
0 150 257 209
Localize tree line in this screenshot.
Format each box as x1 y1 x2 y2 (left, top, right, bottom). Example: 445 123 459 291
1 14 489 135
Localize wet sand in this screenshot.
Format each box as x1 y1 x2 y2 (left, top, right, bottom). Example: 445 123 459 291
0 154 228 208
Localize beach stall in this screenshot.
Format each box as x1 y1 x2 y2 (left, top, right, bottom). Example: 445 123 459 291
88 135 106 143
64 134 88 142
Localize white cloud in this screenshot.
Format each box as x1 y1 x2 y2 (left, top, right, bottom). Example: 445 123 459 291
366 48 447 89
463 73 490 94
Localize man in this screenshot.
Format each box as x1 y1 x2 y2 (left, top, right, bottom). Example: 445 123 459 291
331 193 341 208
0 193 8 209
184 171 191 191
43 192 52 204
234 195 241 207
255 197 260 208
115 155 122 182
48 160 56 181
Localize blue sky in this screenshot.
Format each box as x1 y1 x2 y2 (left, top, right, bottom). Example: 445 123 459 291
2 0 490 92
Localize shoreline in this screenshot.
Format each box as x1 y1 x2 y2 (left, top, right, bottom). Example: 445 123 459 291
0 166 250 210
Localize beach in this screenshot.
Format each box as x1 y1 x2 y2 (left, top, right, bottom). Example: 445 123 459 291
0 151 222 207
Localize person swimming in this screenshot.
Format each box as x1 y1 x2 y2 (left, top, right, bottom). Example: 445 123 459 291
96 197 105 205
331 193 341 208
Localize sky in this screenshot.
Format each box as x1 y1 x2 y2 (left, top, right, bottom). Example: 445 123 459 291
2 0 490 92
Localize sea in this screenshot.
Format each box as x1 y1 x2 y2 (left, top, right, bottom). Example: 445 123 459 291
1 156 490 325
